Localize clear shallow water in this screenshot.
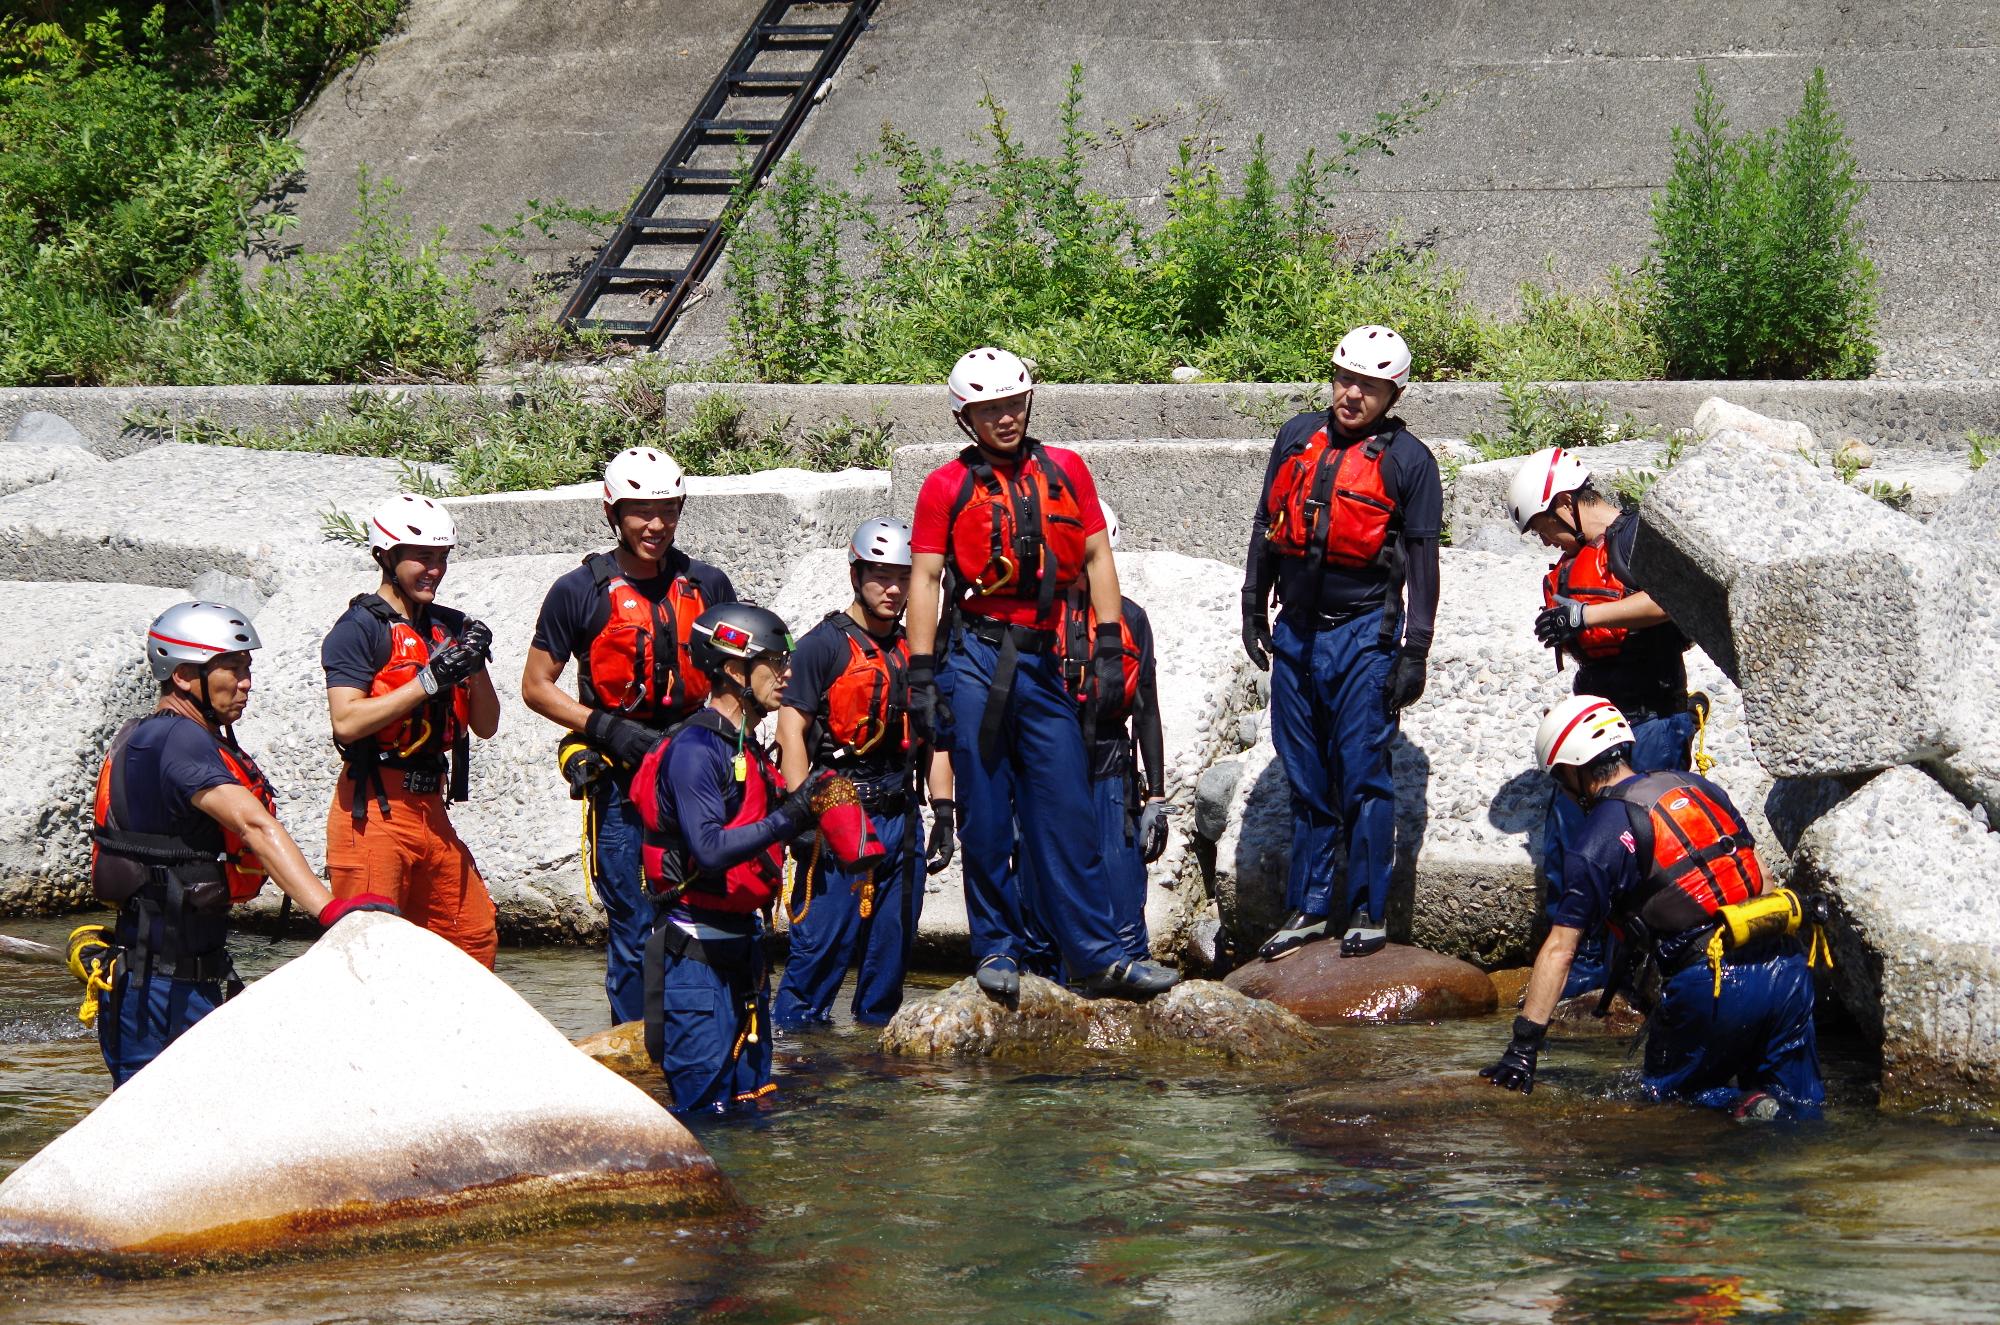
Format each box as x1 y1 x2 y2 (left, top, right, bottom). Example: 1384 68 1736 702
2 916 1999 1324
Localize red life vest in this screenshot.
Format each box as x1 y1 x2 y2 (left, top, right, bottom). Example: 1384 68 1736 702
91 713 278 906
816 612 909 765
1612 771 1765 925
578 551 713 726
351 596 471 762
1543 542 1633 662
1263 428 1399 569
628 709 785 914
945 442 1089 611
1055 589 1141 723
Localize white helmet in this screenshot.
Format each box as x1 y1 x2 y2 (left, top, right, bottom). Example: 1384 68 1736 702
146 601 262 682
848 516 913 567
1099 499 1121 550
602 447 686 510
1507 447 1592 533
1331 325 1412 390
367 493 456 553
1536 695 1635 771
947 347 1034 415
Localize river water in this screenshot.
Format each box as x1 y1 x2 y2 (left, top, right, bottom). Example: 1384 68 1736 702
4 916 1999 1324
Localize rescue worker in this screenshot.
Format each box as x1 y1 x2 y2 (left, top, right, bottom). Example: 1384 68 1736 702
1021 500 1169 972
1481 696 1824 1120
83 602 375 1086
772 518 954 1028
1507 447 1699 995
905 347 1179 1001
520 447 735 1023
632 603 820 1114
322 494 500 967
1242 325 1442 960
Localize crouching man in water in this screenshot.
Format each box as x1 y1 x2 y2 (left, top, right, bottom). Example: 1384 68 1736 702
1481 696 1825 1120
82 603 383 1086
631 604 820 1115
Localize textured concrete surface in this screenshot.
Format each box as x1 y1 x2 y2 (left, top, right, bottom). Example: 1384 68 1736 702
1930 459 2000 545
0 443 398 595
1794 767 2000 1118
0 914 728 1258
0 582 187 916
0 413 105 496
444 467 889 604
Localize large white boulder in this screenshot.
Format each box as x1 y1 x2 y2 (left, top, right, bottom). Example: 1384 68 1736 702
0 914 728 1260
0 580 186 914
1794 767 2000 1118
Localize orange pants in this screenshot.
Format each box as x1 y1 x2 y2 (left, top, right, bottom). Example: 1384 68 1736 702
326 775 498 969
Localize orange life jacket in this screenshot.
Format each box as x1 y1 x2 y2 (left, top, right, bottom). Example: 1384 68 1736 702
352 596 471 763
945 441 1089 612
91 713 277 907
1611 771 1765 924
1055 589 1141 724
1543 541 1633 662
629 710 785 914
815 612 909 766
578 551 712 726
1263 428 1399 569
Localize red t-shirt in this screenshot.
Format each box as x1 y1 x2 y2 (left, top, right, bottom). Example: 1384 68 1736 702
911 443 1107 630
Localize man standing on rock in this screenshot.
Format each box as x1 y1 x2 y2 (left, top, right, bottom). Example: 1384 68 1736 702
520 447 735 1023
1242 325 1442 961
904 347 1180 1001
772 517 953 1028
1481 695 1823 1120
322 494 501 967
1507 447 1699 995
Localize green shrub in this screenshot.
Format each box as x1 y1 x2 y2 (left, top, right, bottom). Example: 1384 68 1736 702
1647 67 1876 379
1467 380 1656 462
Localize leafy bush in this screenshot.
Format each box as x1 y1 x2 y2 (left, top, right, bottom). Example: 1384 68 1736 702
1647 67 1877 379
1467 380 1656 461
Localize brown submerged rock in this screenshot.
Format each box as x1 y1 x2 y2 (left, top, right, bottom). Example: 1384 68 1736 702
575 1020 655 1081
1222 942 1498 1025
1488 966 1532 1009
879 974 1323 1064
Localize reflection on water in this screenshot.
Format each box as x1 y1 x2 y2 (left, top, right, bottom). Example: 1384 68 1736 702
2 915 1997 1324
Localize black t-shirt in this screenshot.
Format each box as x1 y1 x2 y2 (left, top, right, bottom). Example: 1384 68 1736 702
782 610 907 775
321 596 468 691
1573 510 1689 719
113 712 239 854
1247 412 1444 618
530 548 736 666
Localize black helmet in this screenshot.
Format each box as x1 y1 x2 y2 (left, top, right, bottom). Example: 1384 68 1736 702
689 602 792 681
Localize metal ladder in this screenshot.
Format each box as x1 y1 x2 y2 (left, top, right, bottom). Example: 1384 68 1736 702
558 0 876 345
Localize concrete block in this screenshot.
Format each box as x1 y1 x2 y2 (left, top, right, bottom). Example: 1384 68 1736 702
1794 766 2000 1117
1861 455 1971 521
1693 396 1821 457
0 442 398 595
1929 460 2000 545
443 468 890 606
0 581 187 916
0 412 105 497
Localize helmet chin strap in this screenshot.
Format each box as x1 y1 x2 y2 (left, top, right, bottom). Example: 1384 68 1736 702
193 661 230 735
1552 492 1587 545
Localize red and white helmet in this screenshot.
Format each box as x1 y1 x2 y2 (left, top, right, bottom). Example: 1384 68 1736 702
602 447 686 511
145 601 262 682
367 493 456 553
1536 695 1635 771
1099 499 1121 550
1332 325 1412 390
1507 447 1592 532
947 347 1034 415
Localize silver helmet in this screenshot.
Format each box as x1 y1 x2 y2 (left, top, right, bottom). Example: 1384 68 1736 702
145 601 262 682
848 516 913 568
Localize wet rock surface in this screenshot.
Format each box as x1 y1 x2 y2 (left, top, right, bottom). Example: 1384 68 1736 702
1223 943 1498 1025
574 1020 654 1082
879 974 1323 1064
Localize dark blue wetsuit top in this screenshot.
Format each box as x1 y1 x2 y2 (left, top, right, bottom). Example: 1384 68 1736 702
1244 412 1444 652
116 713 237 849
1550 770 1753 936
656 718 789 925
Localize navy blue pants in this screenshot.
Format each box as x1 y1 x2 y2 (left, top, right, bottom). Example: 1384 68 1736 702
654 930 774 1116
1544 710 1697 996
1018 767 1150 972
774 806 921 1028
1269 608 1397 924
98 970 222 1088
938 630 1124 980
595 779 653 1025
1644 942 1823 1120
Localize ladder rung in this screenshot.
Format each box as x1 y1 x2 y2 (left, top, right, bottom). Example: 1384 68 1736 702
630 217 714 238
576 318 657 334
697 117 782 140
600 265 684 283
727 71 809 93
664 168 743 191
757 26 837 43
760 23 843 36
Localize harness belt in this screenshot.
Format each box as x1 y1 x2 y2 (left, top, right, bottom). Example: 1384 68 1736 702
642 918 762 1099
961 618 1057 765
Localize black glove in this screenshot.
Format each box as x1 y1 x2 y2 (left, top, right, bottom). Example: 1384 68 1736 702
906 654 949 746
1479 1016 1547 1095
559 740 612 799
768 770 828 842
1382 649 1427 716
925 798 956 875
418 639 483 694
1240 588 1272 672
1535 597 1587 648
1138 799 1168 863
584 709 661 770
459 617 494 664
